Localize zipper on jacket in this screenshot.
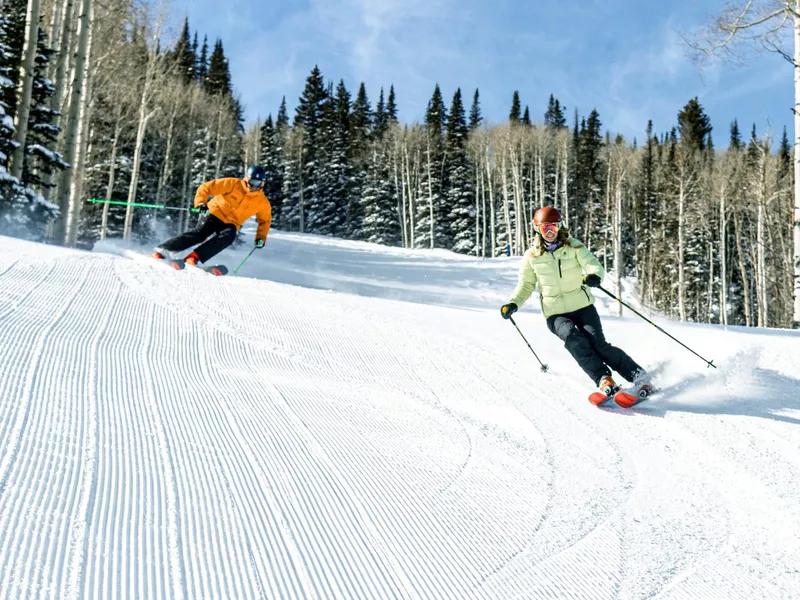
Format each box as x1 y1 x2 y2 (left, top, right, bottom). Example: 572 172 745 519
581 286 591 302
558 259 563 278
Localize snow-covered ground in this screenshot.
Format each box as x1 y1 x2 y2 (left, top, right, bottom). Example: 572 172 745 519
1 229 799 599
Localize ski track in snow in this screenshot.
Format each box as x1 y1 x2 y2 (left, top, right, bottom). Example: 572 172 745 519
0 236 798 599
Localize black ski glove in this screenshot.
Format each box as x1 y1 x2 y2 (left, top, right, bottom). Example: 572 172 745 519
583 274 601 288
254 239 265 249
501 302 518 319
197 203 209 213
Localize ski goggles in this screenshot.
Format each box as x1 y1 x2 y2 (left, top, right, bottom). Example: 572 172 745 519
537 222 560 236
248 178 264 188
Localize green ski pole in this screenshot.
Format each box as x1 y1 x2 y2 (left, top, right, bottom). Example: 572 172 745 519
233 247 257 274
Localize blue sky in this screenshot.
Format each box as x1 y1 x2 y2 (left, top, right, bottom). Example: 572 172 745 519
171 0 792 145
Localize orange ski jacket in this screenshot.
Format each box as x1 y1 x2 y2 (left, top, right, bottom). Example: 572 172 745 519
194 178 272 243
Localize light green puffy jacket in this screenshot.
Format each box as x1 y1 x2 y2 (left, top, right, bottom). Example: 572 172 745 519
509 236 604 318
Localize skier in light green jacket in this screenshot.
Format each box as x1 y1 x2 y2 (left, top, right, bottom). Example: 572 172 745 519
500 206 648 400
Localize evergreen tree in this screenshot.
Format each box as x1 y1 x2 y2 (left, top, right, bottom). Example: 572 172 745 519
729 119 742 150
575 109 605 244
415 84 449 248
260 115 284 223
544 94 567 128
171 18 195 84
294 66 326 138
350 83 372 149
373 87 388 139
0 14 20 199
445 88 475 254
347 82 372 238
309 81 349 236
0 3 60 237
195 36 208 84
678 97 712 152
294 66 328 232
23 24 66 191
469 88 482 130
204 39 232 96
509 91 521 123
362 142 400 246
778 126 791 175
386 85 398 123
522 106 531 126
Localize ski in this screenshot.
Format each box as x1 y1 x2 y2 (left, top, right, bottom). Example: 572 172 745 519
588 391 613 406
200 264 228 276
165 259 227 276
613 384 655 408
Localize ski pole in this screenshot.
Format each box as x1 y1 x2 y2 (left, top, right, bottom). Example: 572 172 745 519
597 285 716 369
86 198 200 212
507 316 549 373
233 247 257 274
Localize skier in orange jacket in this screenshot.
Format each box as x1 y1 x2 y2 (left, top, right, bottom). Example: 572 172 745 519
153 165 272 265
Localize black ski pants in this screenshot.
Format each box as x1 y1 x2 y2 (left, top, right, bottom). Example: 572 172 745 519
546 304 643 386
158 214 236 263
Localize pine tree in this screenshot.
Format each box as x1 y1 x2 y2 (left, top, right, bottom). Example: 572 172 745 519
0 3 60 237
522 106 531 126
678 97 712 152
260 115 284 223
308 81 348 236
0 14 20 202
347 82 372 238
469 88 482 130
373 87 387 139
204 39 232 96
575 109 605 245
415 84 449 248
171 18 195 84
729 119 742 150
445 88 475 254
23 24 66 191
195 35 208 84
509 91 521 123
362 142 400 246
294 66 328 232
386 85 398 123
544 94 567 128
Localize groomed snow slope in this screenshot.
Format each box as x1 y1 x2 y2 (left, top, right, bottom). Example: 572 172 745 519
0 231 799 600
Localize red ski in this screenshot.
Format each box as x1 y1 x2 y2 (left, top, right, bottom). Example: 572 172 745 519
588 391 613 406
613 384 655 408
169 258 228 276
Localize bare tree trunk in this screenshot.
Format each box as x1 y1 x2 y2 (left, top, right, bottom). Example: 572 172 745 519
510 149 523 253
757 175 767 327
65 21 94 246
678 178 687 321
100 121 122 240
486 149 496 257
156 113 177 206
426 137 434 248
123 109 155 240
707 241 714 322
298 145 305 233
501 151 513 254
719 183 728 326
10 0 42 179
733 207 752 327
561 142 569 227
213 104 224 178
53 0 91 243
794 5 800 326
614 176 623 317
394 152 406 248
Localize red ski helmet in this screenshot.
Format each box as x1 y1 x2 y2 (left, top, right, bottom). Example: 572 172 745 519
533 206 562 227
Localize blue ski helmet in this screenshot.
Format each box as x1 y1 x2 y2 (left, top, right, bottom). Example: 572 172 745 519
245 165 266 182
